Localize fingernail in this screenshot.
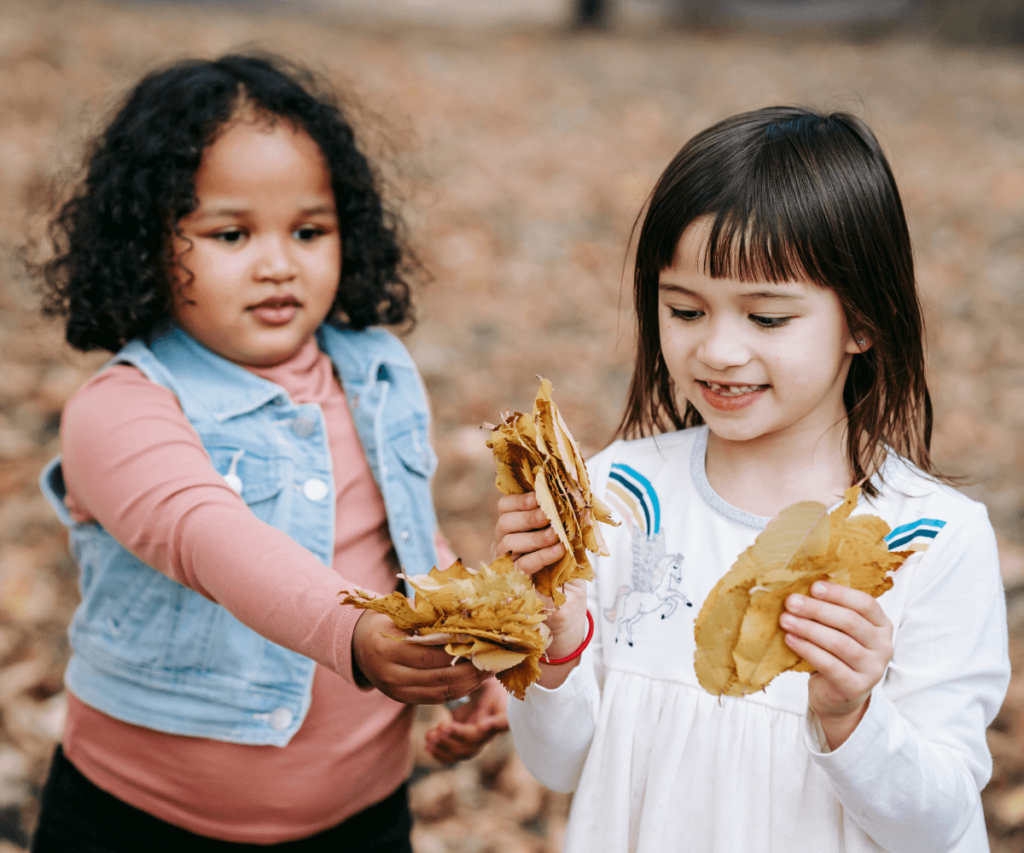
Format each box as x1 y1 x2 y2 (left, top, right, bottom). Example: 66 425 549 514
811 582 827 597
780 613 794 629
787 595 803 613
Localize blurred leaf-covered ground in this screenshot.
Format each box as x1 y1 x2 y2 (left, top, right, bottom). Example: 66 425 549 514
1 0 1023 849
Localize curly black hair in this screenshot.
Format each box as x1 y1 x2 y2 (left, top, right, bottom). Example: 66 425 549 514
40 52 416 352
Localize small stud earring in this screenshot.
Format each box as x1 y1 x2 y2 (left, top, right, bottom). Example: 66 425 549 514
856 339 866 347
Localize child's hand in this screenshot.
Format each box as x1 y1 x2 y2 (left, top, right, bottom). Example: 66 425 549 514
493 492 565 574
781 581 894 750
424 678 509 764
494 492 589 688
352 610 489 705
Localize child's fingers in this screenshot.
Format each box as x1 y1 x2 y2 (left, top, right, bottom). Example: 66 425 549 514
780 614 878 678
499 525 560 561
394 660 489 705
494 505 553 549
783 631 864 695
781 583 894 711
425 718 501 764
426 733 474 765
352 611 489 704
513 541 566 578
803 581 890 627
496 492 539 515
784 584 892 650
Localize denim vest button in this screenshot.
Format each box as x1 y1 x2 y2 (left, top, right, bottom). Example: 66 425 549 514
400 530 410 541
302 478 329 501
290 417 316 438
268 707 293 730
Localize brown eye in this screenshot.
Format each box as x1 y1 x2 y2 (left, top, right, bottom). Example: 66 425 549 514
750 314 791 329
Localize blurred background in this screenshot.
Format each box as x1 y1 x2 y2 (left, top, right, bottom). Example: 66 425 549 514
1 0 1023 849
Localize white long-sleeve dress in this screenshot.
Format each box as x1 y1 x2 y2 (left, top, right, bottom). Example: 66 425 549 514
508 427 1010 853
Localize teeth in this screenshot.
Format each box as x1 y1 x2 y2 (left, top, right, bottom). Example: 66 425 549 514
705 382 765 396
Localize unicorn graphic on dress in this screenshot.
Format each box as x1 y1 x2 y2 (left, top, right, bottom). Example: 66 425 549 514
603 463 692 647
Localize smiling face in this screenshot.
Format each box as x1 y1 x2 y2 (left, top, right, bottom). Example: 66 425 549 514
658 221 862 449
170 113 341 367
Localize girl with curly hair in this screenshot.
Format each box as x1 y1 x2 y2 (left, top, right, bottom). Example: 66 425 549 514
34 53 505 851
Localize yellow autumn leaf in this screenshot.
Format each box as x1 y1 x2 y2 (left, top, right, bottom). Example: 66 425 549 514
339 554 552 699
694 486 912 697
486 377 618 605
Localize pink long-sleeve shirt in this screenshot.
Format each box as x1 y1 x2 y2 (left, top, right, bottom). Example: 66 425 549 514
59 337 417 843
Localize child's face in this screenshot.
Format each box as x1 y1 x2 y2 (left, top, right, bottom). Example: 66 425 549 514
170 114 341 367
658 220 862 447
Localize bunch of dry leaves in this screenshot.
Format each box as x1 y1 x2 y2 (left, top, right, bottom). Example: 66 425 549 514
344 379 617 698
342 556 551 699
694 486 911 696
485 378 617 606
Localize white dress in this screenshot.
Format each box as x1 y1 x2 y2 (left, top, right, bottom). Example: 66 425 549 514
508 427 1010 853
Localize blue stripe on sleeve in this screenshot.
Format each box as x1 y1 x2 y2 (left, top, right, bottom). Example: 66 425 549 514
887 528 941 550
886 518 946 540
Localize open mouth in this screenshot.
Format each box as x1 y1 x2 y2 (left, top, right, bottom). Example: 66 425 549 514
700 381 769 397
698 380 769 411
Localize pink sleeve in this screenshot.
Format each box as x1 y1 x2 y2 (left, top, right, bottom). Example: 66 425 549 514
60 365 364 685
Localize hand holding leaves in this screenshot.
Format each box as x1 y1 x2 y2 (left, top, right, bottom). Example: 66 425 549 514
694 486 911 697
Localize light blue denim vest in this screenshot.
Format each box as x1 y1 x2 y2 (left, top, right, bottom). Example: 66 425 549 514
39 324 439 746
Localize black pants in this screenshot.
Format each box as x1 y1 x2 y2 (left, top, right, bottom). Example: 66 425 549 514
32 746 413 852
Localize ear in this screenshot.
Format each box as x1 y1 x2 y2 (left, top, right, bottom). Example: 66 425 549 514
846 333 872 355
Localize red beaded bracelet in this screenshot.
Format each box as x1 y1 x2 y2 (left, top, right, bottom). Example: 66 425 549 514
543 610 595 665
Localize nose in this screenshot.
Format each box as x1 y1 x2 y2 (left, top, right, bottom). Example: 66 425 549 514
254 234 298 283
697 316 750 370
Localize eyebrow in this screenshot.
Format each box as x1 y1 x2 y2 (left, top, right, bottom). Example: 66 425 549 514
658 282 805 301
194 203 338 219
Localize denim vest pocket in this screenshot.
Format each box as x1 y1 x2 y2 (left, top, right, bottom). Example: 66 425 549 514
204 439 289 525
70 531 183 668
171 596 269 682
388 420 438 479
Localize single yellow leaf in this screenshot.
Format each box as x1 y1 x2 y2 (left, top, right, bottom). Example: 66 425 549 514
498 655 544 700
470 648 529 672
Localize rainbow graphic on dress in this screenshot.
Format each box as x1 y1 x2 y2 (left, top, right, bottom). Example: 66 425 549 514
885 517 946 552
602 462 692 644
605 463 660 537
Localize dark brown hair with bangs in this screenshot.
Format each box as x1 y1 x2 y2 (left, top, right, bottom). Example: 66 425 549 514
618 106 937 497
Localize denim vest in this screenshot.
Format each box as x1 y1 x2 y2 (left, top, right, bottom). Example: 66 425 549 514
39 324 439 746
